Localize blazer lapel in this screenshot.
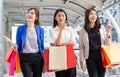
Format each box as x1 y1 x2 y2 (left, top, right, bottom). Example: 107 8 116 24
35 26 40 45
21 24 27 47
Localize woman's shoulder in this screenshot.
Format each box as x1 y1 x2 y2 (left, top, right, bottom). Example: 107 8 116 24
17 24 27 30
67 26 73 29
80 27 85 32
65 26 74 31
35 25 44 30
50 26 57 31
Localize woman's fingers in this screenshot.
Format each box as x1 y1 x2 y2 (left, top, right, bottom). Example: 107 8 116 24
80 61 86 72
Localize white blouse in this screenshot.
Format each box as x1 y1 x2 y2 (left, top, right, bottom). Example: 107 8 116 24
50 26 76 44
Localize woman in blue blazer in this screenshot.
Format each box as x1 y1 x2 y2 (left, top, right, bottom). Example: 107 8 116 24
3 8 44 77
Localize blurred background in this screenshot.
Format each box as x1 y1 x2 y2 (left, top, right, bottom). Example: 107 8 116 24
0 0 120 77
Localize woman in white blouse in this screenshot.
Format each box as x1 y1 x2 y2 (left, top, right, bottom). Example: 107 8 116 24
50 8 76 77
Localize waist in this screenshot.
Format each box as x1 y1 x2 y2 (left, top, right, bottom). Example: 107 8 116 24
89 49 100 54
21 52 40 55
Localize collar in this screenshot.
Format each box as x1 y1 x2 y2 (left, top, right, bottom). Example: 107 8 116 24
54 26 69 31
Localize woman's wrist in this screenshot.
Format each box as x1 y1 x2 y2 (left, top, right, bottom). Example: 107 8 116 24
7 39 11 42
106 33 110 38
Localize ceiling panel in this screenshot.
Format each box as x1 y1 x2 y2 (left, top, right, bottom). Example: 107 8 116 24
3 0 111 26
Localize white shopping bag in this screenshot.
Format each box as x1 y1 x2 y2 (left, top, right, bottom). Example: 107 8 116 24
49 46 67 70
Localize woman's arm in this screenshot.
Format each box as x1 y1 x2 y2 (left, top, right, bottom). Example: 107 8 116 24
3 36 16 47
63 41 75 46
105 24 112 45
79 28 86 71
55 29 63 46
54 22 67 46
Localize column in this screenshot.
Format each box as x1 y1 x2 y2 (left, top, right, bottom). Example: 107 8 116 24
0 0 4 76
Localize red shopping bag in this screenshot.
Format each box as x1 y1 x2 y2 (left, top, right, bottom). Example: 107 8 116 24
101 46 120 67
43 50 55 72
43 46 77 72
8 51 17 76
101 46 111 67
66 46 77 69
5 48 21 75
5 48 14 63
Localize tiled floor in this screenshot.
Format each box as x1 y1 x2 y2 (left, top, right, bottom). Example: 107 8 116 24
4 72 55 77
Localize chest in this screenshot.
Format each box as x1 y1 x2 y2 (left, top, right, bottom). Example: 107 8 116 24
55 30 71 41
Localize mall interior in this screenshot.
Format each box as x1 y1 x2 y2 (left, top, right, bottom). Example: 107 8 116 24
0 0 120 77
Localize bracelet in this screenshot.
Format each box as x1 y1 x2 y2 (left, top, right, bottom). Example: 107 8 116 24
108 35 110 38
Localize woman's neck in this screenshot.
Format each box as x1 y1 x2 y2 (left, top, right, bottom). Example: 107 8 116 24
89 22 95 28
58 23 63 28
27 22 34 29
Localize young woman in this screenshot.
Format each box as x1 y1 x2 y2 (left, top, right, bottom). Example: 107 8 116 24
79 8 112 77
3 8 44 77
50 8 76 77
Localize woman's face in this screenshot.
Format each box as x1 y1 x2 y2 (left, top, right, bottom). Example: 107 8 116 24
26 9 37 23
88 10 97 23
55 11 66 25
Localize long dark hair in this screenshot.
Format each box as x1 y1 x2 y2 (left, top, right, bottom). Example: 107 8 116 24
53 8 68 28
28 8 40 25
84 8 101 32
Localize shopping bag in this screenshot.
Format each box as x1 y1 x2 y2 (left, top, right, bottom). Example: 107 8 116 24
101 46 111 67
8 51 17 76
15 51 21 72
43 50 55 72
66 46 77 69
43 46 77 72
49 46 67 70
101 46 120 67
5 48 14 63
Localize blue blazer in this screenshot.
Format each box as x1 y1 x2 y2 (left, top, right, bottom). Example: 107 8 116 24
16 23 44 55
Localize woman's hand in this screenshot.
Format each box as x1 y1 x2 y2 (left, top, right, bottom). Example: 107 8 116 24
62 41 75 46
59 22 67 30
80 61 86 72
106 24 112 34
42 64 46 73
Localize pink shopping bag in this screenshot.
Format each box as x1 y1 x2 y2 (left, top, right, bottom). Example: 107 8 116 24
8 51 17 76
